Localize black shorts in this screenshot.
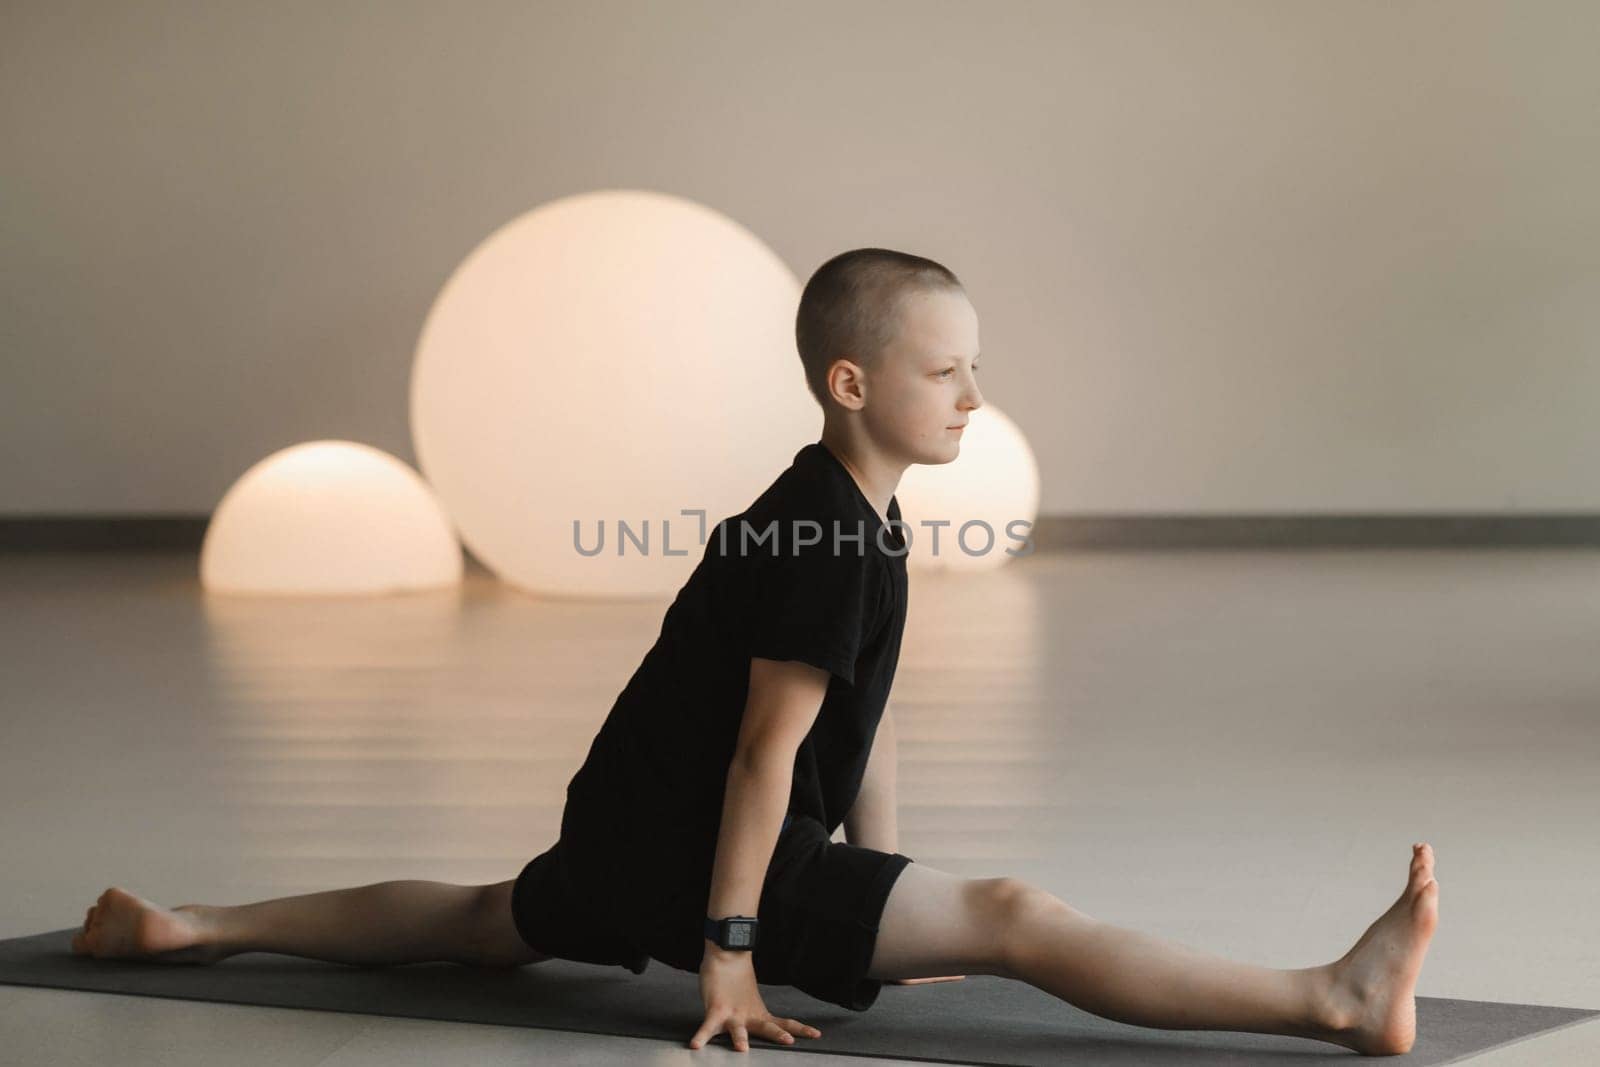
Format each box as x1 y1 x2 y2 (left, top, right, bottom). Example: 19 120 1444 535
509 837 652 975
510 811 914 1012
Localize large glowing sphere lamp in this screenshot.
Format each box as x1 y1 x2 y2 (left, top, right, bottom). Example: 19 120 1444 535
200 440 463 595
410 189 814 599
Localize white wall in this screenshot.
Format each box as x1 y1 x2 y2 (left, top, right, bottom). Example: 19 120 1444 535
3 0 1596 516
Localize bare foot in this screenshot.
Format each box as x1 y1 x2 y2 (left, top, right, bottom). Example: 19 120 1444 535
1319 843 1440 1056
69 887 223 965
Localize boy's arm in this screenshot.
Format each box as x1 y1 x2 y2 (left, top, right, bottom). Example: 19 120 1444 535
842 702 898 852
704 656 830 962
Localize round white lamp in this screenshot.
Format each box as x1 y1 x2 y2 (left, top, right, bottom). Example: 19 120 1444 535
896 405 1040 573
410 189 815 599
200 440 462 596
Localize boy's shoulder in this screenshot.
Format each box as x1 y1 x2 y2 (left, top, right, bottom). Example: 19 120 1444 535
709 442 887 562
720 444 883 537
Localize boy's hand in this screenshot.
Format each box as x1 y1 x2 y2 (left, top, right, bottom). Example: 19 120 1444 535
689 945 823 1052
890 974 967 984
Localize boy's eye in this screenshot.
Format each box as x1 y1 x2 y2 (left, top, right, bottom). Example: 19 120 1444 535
936 369 954 379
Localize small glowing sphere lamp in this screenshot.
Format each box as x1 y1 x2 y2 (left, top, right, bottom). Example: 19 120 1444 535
896 405 1041 574
410 189 814 599
200 440 462 595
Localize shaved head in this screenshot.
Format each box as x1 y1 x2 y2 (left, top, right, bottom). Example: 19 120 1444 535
794 248 964 409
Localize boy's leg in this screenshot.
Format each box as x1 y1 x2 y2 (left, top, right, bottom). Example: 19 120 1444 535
72 878 550 968
867 844 1439 1057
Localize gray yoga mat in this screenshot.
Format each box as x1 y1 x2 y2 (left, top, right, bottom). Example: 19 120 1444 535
2 928 1595 1064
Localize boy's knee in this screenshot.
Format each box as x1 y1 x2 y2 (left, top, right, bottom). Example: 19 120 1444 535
985 876 1052 919
986 877 1081 976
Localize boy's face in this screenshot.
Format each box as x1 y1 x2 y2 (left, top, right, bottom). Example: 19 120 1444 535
854 287 984 465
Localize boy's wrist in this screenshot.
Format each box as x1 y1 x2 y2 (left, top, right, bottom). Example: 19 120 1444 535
703 939 755 964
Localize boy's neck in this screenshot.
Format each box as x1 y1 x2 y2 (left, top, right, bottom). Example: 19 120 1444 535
817 424 904 528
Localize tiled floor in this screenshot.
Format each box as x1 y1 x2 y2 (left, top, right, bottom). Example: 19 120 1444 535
2 548 1596 1064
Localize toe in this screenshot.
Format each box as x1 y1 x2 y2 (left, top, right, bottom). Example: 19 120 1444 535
1414 878 1439 921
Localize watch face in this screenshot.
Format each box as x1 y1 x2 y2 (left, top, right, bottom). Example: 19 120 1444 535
727 920 754 947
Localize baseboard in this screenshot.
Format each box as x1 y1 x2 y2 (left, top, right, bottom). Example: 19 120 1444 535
4 514 1600 552
1028 514 1600 549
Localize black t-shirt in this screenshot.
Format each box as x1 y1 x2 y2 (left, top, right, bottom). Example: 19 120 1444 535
559 440 909 891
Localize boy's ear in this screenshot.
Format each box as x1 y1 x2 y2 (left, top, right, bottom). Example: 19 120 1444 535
827 358 867 410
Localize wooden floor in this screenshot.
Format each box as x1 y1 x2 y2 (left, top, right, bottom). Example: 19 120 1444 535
1 548 1596 1064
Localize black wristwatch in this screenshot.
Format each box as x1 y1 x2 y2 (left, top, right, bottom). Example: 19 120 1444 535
704 914 760 951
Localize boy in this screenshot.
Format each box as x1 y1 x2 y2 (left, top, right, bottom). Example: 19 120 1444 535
72 249 1438 1057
